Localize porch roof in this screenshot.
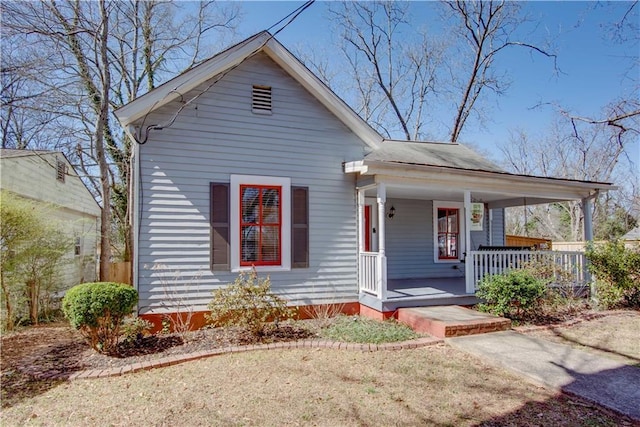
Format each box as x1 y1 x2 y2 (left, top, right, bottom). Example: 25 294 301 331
344 140 614 207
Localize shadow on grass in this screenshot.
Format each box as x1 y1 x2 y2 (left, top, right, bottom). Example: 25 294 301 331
548 328 640 365
478 364 640 426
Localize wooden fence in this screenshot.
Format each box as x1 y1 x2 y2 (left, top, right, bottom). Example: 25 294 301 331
107 262 132 285
505 235 552 250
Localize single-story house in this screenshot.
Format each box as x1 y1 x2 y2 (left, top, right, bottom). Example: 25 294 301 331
115 32 613 328
0 149 101 286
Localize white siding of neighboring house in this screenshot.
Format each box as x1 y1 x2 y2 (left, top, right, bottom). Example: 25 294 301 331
134 53 370 314
0 152 100 287
385 199 505 280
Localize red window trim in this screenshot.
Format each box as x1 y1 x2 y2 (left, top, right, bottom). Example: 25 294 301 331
239 184 282 266
437 207 459 260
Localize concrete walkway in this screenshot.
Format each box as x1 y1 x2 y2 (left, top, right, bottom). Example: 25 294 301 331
448 330 640 421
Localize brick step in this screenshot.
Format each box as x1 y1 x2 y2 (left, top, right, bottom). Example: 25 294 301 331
397 306 511 338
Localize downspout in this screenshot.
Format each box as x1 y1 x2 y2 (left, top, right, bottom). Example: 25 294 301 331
127 125 141 311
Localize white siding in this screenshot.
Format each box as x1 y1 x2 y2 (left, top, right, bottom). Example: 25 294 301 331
135 53 368 313
0 153 100 287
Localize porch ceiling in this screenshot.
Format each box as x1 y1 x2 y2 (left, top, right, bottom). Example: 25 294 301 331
346 160 614 207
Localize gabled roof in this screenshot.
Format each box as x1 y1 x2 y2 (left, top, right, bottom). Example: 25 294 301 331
365 140 505 173
114 31 383 149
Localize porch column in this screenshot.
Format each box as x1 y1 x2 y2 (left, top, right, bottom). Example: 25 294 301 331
377 184 388 301
582 195 595 299
582 196 594 242
357 190 365 253
464 190 474 294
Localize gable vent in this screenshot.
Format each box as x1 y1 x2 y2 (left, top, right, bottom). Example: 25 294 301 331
252 85 272 114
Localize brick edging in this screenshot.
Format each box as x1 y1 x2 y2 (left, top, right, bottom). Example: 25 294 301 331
28 336 443 381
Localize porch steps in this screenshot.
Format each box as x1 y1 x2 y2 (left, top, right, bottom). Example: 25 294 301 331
397 306 511 338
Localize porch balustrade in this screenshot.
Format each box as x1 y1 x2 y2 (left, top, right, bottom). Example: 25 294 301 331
359 252 380 297
469 250 587 290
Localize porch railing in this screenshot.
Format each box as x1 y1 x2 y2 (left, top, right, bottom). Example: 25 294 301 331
469 250 588 290
359 252 380 297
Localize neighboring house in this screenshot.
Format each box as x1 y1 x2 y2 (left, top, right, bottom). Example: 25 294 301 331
621 227 640 244
0 149 101 286
115 32 614 326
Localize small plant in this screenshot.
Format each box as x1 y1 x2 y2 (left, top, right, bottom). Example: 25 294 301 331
303 302 346 327
476 270 547 321
586 241 640 309
207 269 296 337
62 282 137 353
320 315 419 344
121 316 154 345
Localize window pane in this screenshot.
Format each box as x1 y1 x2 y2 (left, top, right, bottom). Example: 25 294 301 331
448 211 458 233
261 188 280 224
241 187 259 223
260 226 280 261
241 225 257 262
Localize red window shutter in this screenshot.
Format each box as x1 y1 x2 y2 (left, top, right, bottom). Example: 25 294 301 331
210 182 230 271
291 186 309 268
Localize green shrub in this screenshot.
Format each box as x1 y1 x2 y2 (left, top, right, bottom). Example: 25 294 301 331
586 241 640 309
207 269 296 337
476 270 547 320
62 282 137 353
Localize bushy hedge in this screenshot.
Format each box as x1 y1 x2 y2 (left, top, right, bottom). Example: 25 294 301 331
62 282 137 353
586 241 640 309
476 269 547 321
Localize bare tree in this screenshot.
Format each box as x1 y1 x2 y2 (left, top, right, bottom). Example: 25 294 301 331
443 0 556 142
329 1 443 140
1 0 239 278
501 119 638 241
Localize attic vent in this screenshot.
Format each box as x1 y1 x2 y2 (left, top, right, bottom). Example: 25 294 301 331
56 159 66 183
252 85 272 114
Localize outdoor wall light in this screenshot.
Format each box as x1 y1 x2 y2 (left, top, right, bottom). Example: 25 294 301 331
387 205 396 219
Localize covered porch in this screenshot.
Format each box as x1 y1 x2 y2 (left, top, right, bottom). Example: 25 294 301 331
345 140 613 314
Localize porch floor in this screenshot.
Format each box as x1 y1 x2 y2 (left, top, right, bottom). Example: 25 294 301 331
387 277 467 299
360 277 479 313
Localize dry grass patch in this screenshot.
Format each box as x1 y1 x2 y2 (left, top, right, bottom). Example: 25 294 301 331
521 310 640 367
1 345 625 427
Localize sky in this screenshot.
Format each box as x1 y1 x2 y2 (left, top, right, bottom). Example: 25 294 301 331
230 1 639 166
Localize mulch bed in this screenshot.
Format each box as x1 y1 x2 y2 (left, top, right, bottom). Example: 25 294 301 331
0 321 317 408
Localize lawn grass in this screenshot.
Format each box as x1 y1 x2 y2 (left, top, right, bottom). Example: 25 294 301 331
522 310 640 367
319 315 420 344
0 345 623 426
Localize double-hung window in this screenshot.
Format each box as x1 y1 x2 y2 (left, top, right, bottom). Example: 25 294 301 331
437 208 459 260
240 185 281 266
433 201 465 262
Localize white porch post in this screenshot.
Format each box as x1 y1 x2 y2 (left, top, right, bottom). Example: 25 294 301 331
357 190 365 253
583 196 594 242
464 190 474 293
582 195 595 299
377 184 388 301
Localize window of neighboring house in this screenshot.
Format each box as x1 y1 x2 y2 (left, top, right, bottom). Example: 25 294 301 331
74 237 82 256
240 185 281 266
56 160 67 183
433 201 465 262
